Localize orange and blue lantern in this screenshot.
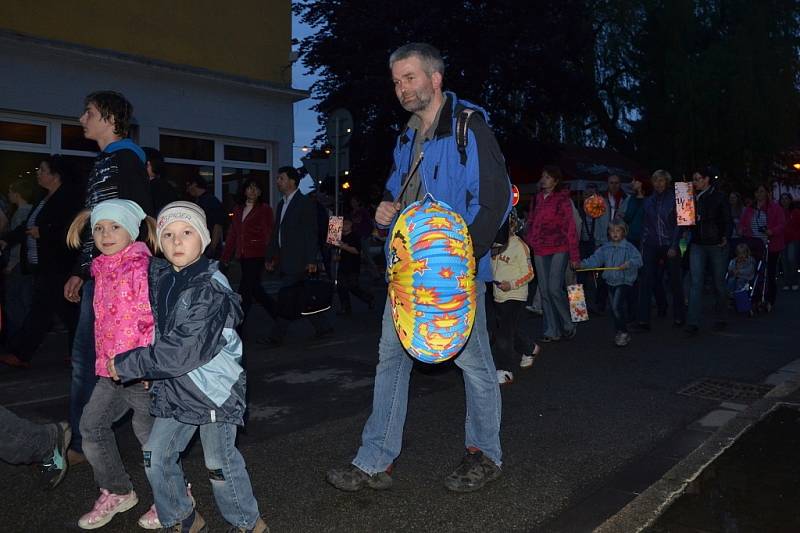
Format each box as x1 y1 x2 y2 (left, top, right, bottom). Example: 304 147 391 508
387 195 476 363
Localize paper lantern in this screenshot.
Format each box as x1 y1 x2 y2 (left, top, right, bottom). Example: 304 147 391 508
583 194 606 219
387 195 476 363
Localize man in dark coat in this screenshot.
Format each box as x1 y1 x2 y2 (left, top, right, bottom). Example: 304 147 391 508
262 166 332 346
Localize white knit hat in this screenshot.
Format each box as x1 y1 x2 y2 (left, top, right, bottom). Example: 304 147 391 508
156 201 211 249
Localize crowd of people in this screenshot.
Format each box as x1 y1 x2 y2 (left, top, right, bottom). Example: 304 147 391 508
1 41 799 533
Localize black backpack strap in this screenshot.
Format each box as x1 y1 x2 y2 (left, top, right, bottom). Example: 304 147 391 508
456 108 476 166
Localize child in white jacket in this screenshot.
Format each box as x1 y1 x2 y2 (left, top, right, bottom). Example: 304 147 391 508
491 211 541 384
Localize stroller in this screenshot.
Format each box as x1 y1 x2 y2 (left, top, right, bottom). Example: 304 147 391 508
726 237 768 315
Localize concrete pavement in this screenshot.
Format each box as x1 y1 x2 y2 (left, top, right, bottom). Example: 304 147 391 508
1 285 797 532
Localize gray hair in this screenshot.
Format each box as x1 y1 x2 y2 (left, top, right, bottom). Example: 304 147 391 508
389 43 445 77
651 169 672 183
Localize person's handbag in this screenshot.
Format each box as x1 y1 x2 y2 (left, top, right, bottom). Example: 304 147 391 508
276 273 333 319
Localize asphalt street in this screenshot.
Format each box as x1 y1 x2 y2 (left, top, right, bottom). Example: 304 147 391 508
1 281 797 533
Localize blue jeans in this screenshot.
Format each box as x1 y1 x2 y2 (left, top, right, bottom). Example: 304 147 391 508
3 264 34 339
533 253 574 338
70 279 98 453
608 284 631 332
144 417 261 529
687 243 728 327
353 283 502 473
637 245 685 323
81 378 153 494
781 240 799 287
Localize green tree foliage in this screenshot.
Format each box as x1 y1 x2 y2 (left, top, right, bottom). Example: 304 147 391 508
632 0 800 190
295 0 800 192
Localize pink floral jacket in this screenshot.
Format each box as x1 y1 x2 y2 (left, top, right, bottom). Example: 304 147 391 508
91 241 154 377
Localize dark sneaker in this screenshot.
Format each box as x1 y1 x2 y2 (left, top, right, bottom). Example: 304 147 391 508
226 516 269 533
536 336 560 343
162 509 207 532
0 353 31 368
684 325 699 337
313 328 334 340
40 421 71 490
326 464 392 492
562 328 577 340
712 321 727 332
443 450 501 493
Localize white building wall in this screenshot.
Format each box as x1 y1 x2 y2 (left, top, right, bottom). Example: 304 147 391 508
0 33 304 207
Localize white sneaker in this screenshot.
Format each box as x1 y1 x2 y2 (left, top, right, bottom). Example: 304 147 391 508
783 286 791 291
520 344 541 369
78 489 138 530
793 285 799 291
614 332 625 347
496 370 514 385
525 305 543 315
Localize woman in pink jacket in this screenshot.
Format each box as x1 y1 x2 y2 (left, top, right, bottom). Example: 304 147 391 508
739 184 786 311
525 165 580 342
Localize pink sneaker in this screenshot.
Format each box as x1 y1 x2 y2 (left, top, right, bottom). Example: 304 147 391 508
78 489 138 529
137 484 195 530
137 504 160 530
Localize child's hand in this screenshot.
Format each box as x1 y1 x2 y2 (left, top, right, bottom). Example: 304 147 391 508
107 359 119 381
499 281 512 292
142 380 150 390
620 261 630 269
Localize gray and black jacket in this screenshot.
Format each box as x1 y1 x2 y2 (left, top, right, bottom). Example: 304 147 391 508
114 257 247 426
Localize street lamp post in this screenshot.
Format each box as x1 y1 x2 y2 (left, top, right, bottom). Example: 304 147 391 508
326 108 353 215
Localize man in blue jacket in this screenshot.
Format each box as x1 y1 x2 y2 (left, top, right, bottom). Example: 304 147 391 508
327 43 511 493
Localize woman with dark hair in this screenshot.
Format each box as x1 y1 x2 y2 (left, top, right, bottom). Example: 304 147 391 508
729 191 745 238
778 193 799 291
221 178 275 327
624 176 650 249
0 155 83 368
524 165 580 342
3 179 36 338
739 184 785 310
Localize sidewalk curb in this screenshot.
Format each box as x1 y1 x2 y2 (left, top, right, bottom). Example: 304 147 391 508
594 361 800 533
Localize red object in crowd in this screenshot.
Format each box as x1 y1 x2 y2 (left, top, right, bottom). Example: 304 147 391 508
583 194 607 219
525 190 580 262
221 203 275 262
738 201 786 253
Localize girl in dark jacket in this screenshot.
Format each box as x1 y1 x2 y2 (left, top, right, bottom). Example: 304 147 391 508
221 178 274 327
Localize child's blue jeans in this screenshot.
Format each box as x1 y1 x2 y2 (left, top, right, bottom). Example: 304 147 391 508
608 284 632 332
144 417 261 529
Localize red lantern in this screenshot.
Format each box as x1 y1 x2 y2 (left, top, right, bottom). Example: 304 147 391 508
583 194 606 219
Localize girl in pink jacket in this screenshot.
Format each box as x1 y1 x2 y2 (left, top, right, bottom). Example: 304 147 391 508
66 199 161 530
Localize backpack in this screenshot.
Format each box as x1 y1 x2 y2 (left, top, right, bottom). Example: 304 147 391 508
455 107 477 166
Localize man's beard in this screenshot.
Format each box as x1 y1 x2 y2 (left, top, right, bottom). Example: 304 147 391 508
400 89 433 113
